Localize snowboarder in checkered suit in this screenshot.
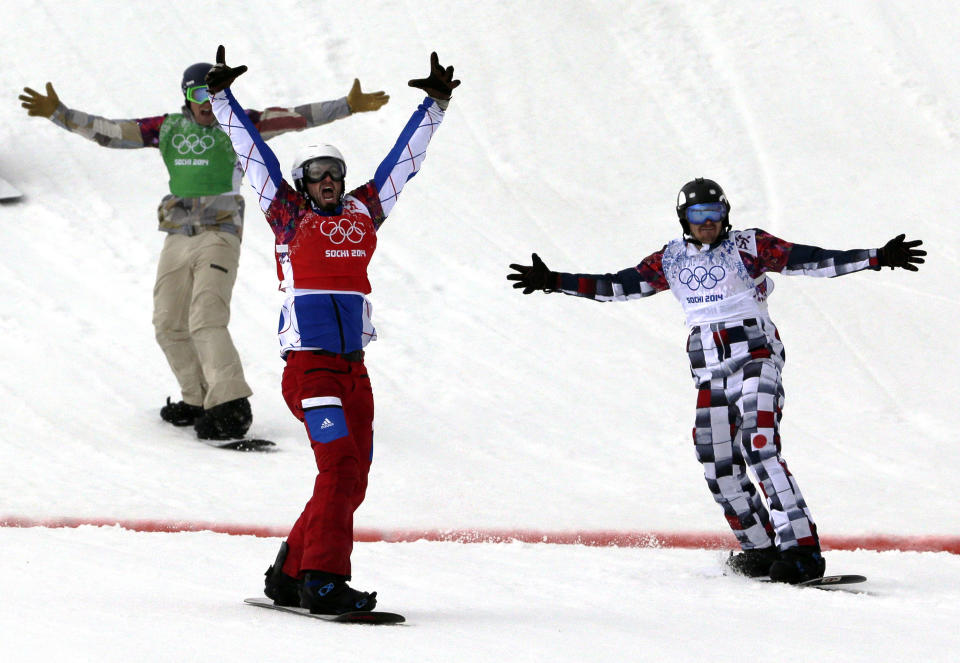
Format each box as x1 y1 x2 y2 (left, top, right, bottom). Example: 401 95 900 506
507 178 925 583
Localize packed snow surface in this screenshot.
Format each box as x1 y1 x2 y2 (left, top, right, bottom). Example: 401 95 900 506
1 1 958 661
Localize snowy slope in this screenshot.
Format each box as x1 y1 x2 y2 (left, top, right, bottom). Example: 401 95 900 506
2 0 956 535
1 1 958 661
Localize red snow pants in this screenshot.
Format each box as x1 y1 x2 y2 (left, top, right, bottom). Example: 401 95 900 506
279 350 374 578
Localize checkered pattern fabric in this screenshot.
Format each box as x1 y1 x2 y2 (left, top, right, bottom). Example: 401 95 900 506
691 319 818 550
686 316 782 382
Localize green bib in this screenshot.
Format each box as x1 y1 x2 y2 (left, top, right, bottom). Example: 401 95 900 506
159 114 237 197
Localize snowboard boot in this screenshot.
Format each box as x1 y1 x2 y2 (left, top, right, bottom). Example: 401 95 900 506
768 546 826 584
300 571 377 615
725 546 779 578
264 542 301 607
160 397 203 427
194 397 252 440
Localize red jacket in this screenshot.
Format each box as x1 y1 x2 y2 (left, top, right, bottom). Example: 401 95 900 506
267 180 385 293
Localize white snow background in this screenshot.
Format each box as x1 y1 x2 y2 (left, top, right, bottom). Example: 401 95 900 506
1 1 959 661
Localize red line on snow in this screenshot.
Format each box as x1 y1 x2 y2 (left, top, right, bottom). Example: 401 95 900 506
2 516 958 554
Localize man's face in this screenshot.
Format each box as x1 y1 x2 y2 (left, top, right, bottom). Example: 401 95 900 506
307 175 344 211
684 202 727 244
689 218 722 244
189 100 215 126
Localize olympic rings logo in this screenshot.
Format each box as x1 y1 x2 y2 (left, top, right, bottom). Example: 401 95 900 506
171 133 215 155
320 219 366 244
678 265 726 291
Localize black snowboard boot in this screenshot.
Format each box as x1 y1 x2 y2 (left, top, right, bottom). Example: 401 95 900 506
264 542 301 607
725 546 779 578
300 571 377 615
768 546 826 584
194 397 252 440
160 397 203 427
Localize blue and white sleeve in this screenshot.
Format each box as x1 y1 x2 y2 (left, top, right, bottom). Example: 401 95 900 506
373 97 446 220
210 88 286 214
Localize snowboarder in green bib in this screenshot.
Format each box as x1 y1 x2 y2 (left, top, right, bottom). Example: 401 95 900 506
20 66 389 441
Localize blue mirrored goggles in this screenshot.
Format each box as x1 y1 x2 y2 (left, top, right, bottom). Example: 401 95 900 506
685 202 728 225
185 84 211 104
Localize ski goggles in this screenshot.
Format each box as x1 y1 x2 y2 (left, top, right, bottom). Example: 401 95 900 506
685 202 728 225
301 157 346 183
185 84 211 104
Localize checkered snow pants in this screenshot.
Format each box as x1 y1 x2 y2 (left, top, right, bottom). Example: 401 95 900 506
688 318 819 551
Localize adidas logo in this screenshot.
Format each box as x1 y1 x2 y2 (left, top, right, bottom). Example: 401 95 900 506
320 418 335 430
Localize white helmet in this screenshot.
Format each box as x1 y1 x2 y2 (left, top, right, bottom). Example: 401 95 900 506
291 144 347 194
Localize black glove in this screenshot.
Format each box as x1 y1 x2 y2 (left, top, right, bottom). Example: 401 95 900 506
408 52 460 100
878 234 925 271
507 253 557 294
205 45 248 93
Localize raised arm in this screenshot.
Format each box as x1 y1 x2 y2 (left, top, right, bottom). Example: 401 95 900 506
370 97 446 222
205 48 284 215
19 82 160 149
371 51 458 223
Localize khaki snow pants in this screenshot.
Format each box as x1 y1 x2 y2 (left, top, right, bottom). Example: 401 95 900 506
152 230 252 409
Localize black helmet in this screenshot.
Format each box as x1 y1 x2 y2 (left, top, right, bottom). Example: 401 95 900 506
676 177 731 234
181 62 213 96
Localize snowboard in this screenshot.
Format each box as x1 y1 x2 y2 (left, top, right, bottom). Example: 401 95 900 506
201 438 276 452
0 175 23 202
762 574 867 589
244 598 405 624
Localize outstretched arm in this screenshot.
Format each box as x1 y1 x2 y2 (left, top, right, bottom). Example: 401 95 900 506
508 251 669 301
369 52 459 225
754 230 924 277
256 78 389 140
19 82 159 148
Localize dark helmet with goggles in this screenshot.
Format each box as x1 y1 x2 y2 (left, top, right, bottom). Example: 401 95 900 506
676 178 731 235
182 62 213 104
